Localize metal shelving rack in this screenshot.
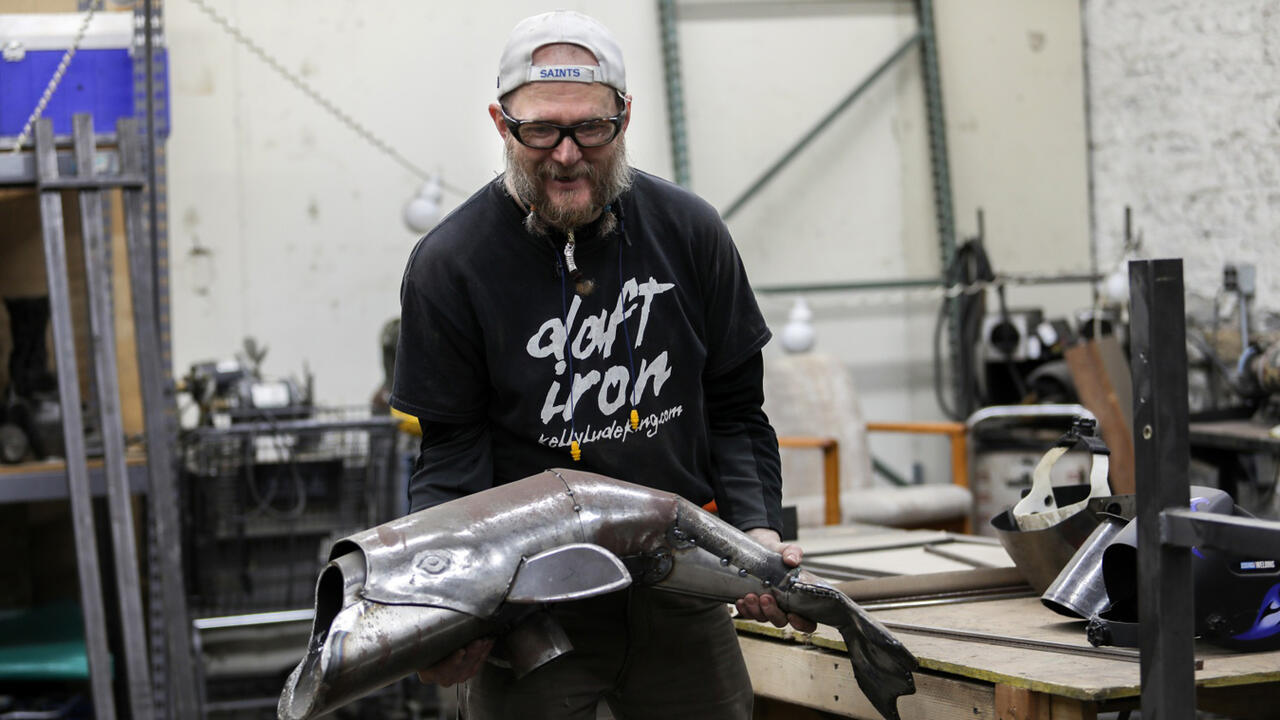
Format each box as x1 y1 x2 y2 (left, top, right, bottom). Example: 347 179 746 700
0 2 199 717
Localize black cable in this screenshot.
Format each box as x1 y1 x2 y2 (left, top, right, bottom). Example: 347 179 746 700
933 239 997 420
932 295 959 420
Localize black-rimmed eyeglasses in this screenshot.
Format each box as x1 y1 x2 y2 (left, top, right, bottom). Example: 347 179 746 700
499 106 626 149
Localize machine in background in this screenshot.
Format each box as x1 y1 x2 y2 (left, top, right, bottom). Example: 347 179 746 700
183 337 314 428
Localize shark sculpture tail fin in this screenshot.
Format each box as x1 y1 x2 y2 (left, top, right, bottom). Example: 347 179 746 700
838 617 918 720
786 580 917 720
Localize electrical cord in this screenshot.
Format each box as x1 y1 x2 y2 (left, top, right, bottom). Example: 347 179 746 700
933 239 997 420
243 406 309 519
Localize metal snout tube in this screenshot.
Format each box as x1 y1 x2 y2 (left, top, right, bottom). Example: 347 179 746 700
278 552 485 720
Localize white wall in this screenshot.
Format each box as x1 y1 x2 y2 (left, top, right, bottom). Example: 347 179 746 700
1084 0 1280 319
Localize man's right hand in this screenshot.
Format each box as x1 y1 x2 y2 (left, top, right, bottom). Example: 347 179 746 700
416 637 494 687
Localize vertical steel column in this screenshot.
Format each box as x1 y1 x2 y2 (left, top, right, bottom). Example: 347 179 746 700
138 0 172 368
34 118 119 720
119 115 202 718
917 0 961 410
657 0 691 187
72 114 156 720
1128 258 1196 719
135 2 192 715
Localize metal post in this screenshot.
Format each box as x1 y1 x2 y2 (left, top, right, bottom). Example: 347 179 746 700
1128 258 1195 720
135 2 188 714
118 116 203 719
34 118 119 720
136 0 172 367
72 114 156 720
917 0 961 414
657 0 691 188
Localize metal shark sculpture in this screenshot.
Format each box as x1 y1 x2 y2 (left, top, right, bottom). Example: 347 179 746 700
278 469 918 720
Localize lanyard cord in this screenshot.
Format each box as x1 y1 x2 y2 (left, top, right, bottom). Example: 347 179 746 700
557 207 638 462
558 244 582 461
616 212 640 431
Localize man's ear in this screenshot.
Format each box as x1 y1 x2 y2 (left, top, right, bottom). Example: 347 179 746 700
489 103 509 139
621 94 633 133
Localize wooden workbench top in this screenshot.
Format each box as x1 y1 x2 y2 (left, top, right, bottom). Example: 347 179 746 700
740 596 1280 703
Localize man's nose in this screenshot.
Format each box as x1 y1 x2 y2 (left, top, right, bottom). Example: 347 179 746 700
550 135 583 165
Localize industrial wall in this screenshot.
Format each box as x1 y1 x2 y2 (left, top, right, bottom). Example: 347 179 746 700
1084 0 1280 320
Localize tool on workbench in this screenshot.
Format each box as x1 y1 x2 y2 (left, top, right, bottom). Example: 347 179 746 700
1088 486 1280 652
990 417 1128 593
1011 416 1111 530
1041 510 1130 619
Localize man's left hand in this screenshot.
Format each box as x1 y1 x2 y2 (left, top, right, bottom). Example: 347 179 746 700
735 528 818 633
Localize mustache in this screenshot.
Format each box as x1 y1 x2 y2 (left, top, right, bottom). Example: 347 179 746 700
537 161 595 181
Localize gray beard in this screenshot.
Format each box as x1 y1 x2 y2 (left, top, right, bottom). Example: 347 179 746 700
504 136 633 235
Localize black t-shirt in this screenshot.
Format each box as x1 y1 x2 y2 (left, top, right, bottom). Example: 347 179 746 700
391 170 779 528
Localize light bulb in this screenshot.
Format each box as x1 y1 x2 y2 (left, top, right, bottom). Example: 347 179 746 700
780 297 816 353
403 175 443 234
1101 266 1128 306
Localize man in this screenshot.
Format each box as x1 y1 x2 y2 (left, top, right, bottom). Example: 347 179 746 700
390 10 813 718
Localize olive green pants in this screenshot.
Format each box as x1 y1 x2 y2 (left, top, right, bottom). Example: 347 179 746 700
462 587 753 720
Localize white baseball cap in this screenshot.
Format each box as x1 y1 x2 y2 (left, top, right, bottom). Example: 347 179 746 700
496 10 627 100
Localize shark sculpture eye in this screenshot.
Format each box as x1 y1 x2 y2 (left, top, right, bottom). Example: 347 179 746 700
416 552 450 575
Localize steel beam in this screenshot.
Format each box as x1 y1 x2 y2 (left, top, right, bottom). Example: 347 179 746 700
657 0 691 187
73 114 156 720
118 116 203 719
35 118 119 720
1161 508 1280 558
753 272 1101 296
1128 258 1195 720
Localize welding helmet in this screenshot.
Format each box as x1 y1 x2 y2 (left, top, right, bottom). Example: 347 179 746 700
1092 486 1280 651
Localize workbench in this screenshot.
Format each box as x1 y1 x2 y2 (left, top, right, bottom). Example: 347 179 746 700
738 526 1280 720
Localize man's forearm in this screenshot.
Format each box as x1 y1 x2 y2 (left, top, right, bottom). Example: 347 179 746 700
705 352 784 533
408 420 494 513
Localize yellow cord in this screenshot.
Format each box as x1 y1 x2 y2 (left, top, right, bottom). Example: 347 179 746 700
570 440 581 461
629 409 639 430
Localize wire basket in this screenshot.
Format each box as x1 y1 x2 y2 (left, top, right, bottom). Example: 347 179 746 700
180 408 399 616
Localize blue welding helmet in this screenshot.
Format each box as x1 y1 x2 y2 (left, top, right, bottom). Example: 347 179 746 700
1189 506 1280 651
1094 486 1280 652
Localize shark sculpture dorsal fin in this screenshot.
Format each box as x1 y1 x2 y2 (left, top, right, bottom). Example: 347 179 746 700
507 543 632 604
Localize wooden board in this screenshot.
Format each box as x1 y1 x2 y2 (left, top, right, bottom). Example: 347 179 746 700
740 634 995 720
1063 340 1135 495
0 1 81 10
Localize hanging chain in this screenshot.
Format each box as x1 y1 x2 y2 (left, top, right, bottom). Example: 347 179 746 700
185 0 467 196
9 0 102 153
